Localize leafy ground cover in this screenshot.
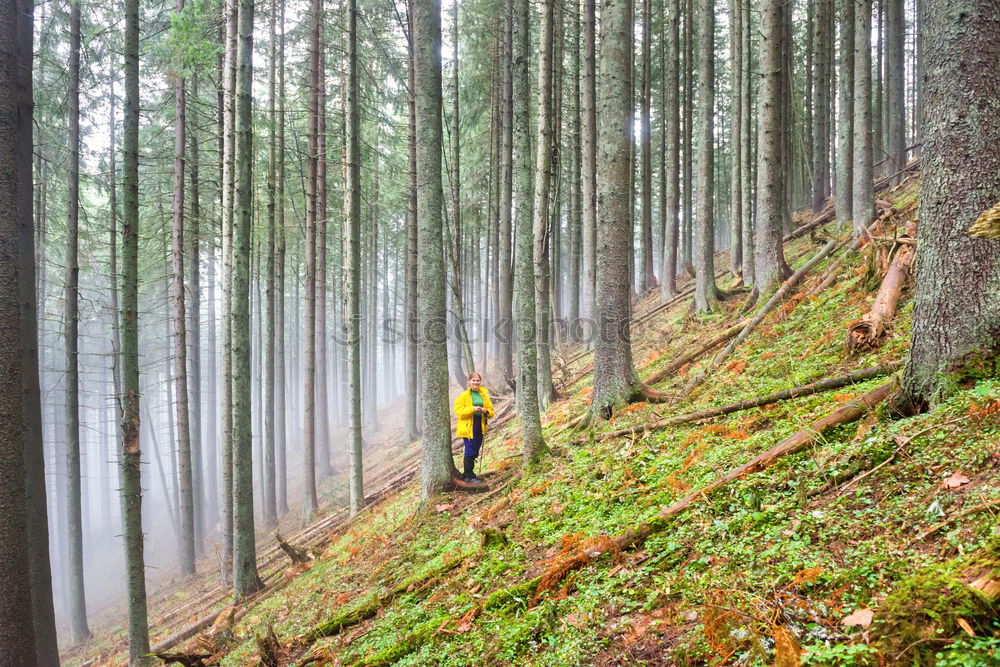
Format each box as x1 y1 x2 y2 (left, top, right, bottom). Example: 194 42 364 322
76 177 1000 666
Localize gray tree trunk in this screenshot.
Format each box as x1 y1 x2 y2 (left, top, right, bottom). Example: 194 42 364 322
693 0 718 313
580 0 597 327
122 0 152 652
275 0 288 515
232 0 262 600
885 0 906 184
739 0 753 286
661 0 680 300
901 0 1000 409
755 0 789 295
639 0 655 291
811 0 832 213
835 0 854 227
513 0 547 465
851 0 873 237
533 0 555 411
302 0 319 517
263 0 278 527
0 0 44 659
64 0 91 643
413 0 456 497
403 0 419 442
592 0 641 416
727 0 743 277
497 0 514 384
171 0 196 576
346 0 365 513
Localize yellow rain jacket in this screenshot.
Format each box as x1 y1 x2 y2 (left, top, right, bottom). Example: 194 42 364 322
453 387 495 439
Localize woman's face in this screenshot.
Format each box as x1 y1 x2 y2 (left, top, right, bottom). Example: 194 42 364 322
468 376 481 390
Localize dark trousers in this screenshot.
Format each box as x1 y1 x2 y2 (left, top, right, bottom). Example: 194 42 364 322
463 414 483 457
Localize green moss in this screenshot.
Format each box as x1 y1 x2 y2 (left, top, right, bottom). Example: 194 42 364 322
872 558 999 665
484 577 541 611
351 615 451 666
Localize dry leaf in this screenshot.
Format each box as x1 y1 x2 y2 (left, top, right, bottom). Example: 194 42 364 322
943 472 971 489
841 608 874 628
773 625 802 667
436 502 455 512
957 617 975 637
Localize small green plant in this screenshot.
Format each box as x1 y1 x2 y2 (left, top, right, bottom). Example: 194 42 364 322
801 642 879 666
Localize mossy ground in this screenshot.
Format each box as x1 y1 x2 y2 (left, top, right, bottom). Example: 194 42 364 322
76 178 1000 666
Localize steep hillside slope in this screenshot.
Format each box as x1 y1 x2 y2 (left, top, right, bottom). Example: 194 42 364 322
84 175 1000 666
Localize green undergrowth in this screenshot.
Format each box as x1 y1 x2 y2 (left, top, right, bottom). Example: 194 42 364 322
214 183 999 666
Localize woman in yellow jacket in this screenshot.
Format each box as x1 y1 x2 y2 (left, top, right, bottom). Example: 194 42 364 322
453 372 494 482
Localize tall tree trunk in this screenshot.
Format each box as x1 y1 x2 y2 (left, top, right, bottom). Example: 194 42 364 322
567 1 582 332
693 0 719 312
346 0 365 513
811 0 832 214
316 40 332 479
835 0 854 226
533 0 555 411
592 0 641 416
1 0 44 659
303 0 319 516
851 0 874 238
403 0 419 442
681 0 694 268
232 0 262 600
885 0 906 184
727 0 743 276
580 0 597 327
900 0 1000 410
755 0 789 295
187 76 204 550
413 0 455 496
220 0 237 585
122 0 152 651
514 0 547 465
64 0 91 644
171 0 196 576
639 0 655 291
275 0 287 514
661 0 680 300
739 0 753 286
496 0 515 384
263 0 278 527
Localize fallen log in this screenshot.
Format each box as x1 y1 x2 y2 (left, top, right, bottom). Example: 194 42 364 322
675 238 844 402
276 532 311 565
304 554 465 641
847 223 917 351
642 318 750 387
543 379 897 591
572 363 901 445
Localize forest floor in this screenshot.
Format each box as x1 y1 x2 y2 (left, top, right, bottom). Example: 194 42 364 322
69 172 1000 666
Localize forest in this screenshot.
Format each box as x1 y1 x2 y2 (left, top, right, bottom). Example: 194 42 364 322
1 0 999 663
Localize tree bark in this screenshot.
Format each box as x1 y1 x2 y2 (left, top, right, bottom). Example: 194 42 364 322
497 0 515 384
513 0 547 464
851 0 874 238
811 0 832 213
835 0 854 227
661 0 680 300
403 0 419 442
591 0 642 417
885 0 906 185
533 0 555 411
64 0 91 643
754 0 790 295
122 0 152 651
275 0 288 515
727 0 743 277
0 0 43 658
580 0 598 327
901 0 1000 410
232 0 262 599
693 0 719 313
413 0 457 496
346 0 365 513
303 0 320 516
639 0 655 291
